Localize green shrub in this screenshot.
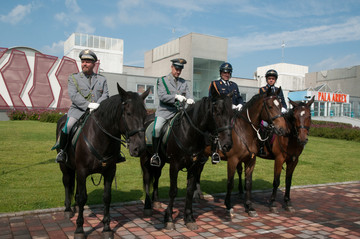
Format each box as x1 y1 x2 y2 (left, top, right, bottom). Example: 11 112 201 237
8 109 66 123
310 120 360 142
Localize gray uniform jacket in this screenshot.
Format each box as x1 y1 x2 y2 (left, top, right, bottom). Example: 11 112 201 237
155 73 192 120
67 72 109 119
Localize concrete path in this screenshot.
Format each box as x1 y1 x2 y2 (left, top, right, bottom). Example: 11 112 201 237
1 181 359 238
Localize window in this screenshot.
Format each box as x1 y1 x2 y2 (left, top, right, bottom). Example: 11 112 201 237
137 84 154 104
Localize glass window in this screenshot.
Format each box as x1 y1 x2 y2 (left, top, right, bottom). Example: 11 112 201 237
319 102 325 116
106 38 111 50
313 102 319 116
88 35 93 48
100 37 106 49
193 58 223 101
80 34 87 47
75 33 81 46
94 36 99 48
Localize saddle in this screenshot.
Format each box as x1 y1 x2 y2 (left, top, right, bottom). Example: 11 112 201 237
145 113 180 147
51 111 91 151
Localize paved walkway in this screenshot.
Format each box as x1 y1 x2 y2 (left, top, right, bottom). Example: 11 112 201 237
1 181 359 239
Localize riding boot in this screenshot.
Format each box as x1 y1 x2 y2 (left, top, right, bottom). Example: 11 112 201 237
258 127 267 157
116 151 126 163
56 131 68 163
150 137 161 167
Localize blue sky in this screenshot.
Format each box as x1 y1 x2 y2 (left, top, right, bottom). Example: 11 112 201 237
1 0 359 79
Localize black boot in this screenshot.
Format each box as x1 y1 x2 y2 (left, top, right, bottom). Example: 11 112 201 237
116 151 126 163
150 137 161 167
258 127 267 157
56 131 68 163
258 141 266 157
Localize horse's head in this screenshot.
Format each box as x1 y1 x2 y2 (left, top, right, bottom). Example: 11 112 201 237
289 96 314 146
260 87 288 136
117 83 150 156
208 87 233 153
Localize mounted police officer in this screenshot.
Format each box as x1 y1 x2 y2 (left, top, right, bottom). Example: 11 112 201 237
258 69 287 156
150 58 195 167
207 62 243 164
209 62 244 110
55 49 110 163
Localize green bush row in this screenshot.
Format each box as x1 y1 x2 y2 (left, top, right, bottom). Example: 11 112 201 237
310 120 360 142
7 109 66 123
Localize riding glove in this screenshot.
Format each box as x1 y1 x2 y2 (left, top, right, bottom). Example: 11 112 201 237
186 98 195 105
175 94 187 102
232 104 243 111
88 102 100 112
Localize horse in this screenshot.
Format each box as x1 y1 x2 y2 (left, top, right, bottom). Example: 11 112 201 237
55 83 150 238
196 87 289 217
140 87 234 230
251 96 315 213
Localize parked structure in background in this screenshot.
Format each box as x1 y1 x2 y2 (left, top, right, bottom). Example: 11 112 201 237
0 32 359 124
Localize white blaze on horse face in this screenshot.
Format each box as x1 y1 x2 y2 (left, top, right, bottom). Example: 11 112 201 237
300 110 306 116
273 99 280 107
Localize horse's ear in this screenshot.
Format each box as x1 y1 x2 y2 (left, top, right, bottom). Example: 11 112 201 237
275 87 282 96
117 83 128 98
288 97 298 108
307 95 315 107
141 88 151 100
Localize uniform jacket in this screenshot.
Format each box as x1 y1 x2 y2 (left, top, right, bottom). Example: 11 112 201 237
209 79 244 105
155 73 192 120
67 72 109 119
259 84 287 109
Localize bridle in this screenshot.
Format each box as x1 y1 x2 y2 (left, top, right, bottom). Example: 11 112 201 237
171 99 233 157
83 98 145 166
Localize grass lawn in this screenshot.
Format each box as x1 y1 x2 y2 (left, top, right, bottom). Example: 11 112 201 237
0 120 359 213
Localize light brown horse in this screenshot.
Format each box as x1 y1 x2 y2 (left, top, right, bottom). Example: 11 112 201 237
251 96 315 213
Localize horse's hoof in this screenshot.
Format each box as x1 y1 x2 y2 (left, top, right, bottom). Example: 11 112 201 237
165 222 175 230
226 208 234 217
144 209 152 217
286 206 295 212
270 207 278 213
64 211 73 219
248 210 258 217
186 222 198 230
103 231 114 239
74 233 85 239
153 201 162 209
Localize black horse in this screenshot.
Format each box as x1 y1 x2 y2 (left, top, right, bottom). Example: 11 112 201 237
56 83 149 238
140 88 233 230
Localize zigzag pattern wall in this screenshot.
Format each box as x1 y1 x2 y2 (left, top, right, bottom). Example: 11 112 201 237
0 47 99 110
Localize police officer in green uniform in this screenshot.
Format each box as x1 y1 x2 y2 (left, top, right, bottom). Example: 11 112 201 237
150 58 195 167
55 49 110 163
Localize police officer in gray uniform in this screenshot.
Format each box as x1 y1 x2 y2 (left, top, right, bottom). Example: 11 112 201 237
56 49 109 163
151 58 195 167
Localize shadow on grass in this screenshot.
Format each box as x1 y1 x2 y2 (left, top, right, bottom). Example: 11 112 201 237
0 158 55 176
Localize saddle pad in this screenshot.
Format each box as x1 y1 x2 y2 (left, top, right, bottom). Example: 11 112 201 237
145 114 179 146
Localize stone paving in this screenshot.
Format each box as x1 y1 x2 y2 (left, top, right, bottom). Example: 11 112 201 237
0 181 359 238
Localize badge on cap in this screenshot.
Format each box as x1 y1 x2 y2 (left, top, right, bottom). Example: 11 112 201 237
79 49 97 62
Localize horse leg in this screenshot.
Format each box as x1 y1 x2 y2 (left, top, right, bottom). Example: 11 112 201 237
284 158 298 212
164 163 179 230
141 156 153 216
270 157 283 213
60 164 75 218
184 166 199 230
74 173 87 238
236 162 244 195
193 161 205 200
225 158 237 215
244 159 258 217
102 168 116 235
152 166 163 209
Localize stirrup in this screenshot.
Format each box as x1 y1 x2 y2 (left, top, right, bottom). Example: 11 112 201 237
55 150 67 163
150 154 161 167
211 152 220 164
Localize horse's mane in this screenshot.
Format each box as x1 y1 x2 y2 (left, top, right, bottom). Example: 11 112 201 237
94 92 146 131
241 93 262 112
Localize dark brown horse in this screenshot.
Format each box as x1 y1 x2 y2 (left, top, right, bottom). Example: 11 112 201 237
140 88 233 230
253 96 315 213
200 87 289 217
56 83 149 238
